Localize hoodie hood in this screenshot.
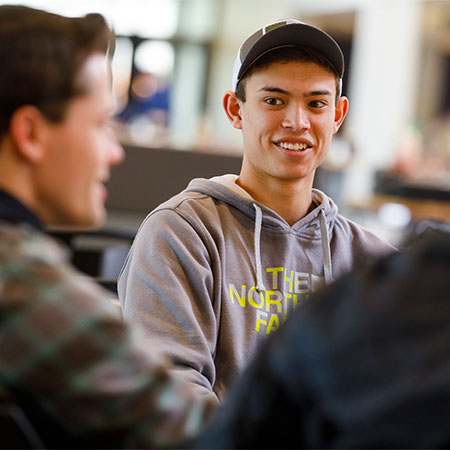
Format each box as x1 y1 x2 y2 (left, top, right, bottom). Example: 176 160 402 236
185 175 338 236
185 174 338 285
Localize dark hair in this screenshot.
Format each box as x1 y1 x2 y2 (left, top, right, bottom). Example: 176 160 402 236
0 5 115 138
235 46 342 103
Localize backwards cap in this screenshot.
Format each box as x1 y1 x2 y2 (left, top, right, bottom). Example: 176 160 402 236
231 19 344 91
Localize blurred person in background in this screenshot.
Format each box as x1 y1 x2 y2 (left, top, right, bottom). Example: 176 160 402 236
119 20 396 404
0 5 214 448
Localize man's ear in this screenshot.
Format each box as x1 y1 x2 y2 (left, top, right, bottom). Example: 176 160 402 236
223 91 243 130
9 105 49 163
333 96 349 134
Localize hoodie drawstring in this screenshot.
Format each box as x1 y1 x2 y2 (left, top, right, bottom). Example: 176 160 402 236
319 209 333 285
253 204 333 292
253 204 266 292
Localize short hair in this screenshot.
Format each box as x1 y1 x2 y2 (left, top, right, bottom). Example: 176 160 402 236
235 46 342 104
0 5 115 138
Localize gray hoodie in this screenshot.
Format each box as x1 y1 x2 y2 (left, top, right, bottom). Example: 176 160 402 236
118 174 395 403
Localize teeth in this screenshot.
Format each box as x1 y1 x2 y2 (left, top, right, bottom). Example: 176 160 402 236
278 142 308 151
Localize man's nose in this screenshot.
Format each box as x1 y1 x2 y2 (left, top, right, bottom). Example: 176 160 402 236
109 132 125 167
281 104 310 131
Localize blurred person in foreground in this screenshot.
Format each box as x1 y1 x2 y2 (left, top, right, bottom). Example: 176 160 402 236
118 19 396 403
196 229 450 449
0 5 214 448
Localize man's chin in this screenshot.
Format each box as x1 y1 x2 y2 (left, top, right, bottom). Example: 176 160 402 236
80 211 106 230
52 210 106 231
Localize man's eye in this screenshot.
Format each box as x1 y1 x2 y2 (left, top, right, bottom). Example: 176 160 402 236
264 97 283 106
309 100 327 108
101 118 113 129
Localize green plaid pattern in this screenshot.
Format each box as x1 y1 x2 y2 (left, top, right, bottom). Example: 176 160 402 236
0 223 215 448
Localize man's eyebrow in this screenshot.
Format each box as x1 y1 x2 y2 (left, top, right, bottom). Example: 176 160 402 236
305 90 333 97
256 87 333 97
257 86 290 95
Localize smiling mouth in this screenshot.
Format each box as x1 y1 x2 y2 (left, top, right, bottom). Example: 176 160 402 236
275 142 311 152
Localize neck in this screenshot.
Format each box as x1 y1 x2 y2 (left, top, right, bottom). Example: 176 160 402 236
237 172 315 226
0 144 44 225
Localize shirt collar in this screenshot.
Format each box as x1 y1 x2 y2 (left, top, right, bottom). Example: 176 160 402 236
0 189 44 232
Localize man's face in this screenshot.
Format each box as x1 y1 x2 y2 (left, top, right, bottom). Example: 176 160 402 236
234 60 347 186
35 54 124 228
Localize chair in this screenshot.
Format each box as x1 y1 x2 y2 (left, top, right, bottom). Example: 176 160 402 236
50 226 135 296
0 385 44 449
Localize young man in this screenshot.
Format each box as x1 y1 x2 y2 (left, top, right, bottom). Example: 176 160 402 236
196 230 450 449
0 6 213 448
118 19 395 403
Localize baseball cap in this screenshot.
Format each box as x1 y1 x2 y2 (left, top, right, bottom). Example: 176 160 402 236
231 19 344 91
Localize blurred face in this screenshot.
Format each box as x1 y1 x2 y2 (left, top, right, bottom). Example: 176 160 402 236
35 54 124 227
235 60 347 187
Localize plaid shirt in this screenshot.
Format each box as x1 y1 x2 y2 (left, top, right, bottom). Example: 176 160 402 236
0 222 215 448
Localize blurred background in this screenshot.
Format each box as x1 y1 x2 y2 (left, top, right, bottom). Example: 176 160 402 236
4 0 450 250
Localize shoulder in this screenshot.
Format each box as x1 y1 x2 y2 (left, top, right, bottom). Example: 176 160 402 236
0 223 118 316
153 189 225 220
333 214 397 256
0 222 68 268
139 190 239 238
